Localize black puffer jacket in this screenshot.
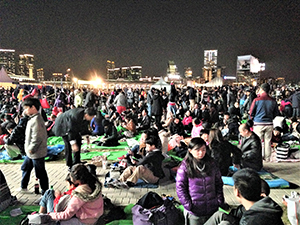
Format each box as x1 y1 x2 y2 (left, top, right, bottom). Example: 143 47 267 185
151 94 163 116
5 116 28 155
240 132 263 171
210 140 242 176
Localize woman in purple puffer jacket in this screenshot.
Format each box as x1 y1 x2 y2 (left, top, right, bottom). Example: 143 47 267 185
176 137 224 225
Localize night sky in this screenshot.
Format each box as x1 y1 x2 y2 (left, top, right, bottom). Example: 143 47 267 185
1 0 299 81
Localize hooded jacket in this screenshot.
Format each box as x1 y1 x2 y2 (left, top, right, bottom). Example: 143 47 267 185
239 197 284 225
49 181 103 225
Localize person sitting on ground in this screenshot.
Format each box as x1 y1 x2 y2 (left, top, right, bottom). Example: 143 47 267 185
204 176 272 225
208 128 242 176
39 173 77 213
191 118 203 138
271 126 283 146
182 110 193 134
162 111 174 128
121 115 136 138
98 120 119 146
282 119 300 142
49 164 104 225
90 111 104 136
123 131 148 166
3 121 27 160
110 136 165 188
136 109 151 131
230 168 283 224
170 116 185 136
238 120 263 171
45 114 56 137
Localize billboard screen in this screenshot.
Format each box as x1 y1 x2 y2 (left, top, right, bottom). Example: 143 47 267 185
204 50 218 66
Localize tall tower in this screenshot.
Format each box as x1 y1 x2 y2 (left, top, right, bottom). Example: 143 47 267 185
37 68 44 81
106 60 115 79
19 54 35 79
0 49 16 74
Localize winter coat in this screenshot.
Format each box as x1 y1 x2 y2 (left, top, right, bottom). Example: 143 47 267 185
188 87 196 100
170 121 184 136
84 91 96 108
240 132 263 171
49 182 103 225
239 197 284 225
113 92 127 107
209 140 242 176
5 116 28 155
176 159 224 217
74 92 83 108
25 113 48 159
138 150 165 179
249 92 280 125
151 94 163 116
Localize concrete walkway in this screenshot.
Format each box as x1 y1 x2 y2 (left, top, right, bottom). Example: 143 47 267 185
1 160 300 208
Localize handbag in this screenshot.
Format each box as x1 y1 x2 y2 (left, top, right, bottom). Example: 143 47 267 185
276 143 290 160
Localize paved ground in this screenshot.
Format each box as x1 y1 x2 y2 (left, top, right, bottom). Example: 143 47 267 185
1 159 299 208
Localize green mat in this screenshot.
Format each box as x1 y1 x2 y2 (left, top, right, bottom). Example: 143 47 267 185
0 205 39 224
81 150 127 161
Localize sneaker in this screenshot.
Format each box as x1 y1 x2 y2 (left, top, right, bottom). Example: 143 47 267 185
18 188 32 194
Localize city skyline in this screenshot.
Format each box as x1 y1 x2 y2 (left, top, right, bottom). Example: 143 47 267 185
0 1 299 81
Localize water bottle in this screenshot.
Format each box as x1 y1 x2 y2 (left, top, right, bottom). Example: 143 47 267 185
34 178 40 194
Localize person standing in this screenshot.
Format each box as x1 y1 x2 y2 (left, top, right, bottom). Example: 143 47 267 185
249 83 280 161
113 89 127 115
53 108 96 170
20 98 49 195
188 86 196 110
176 137 224 224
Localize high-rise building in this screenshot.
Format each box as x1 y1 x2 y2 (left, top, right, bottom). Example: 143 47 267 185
19 54 35 79
106 60 115 79
52 72 63 81
36 68 44 81
0 49 16 74
130 66 142 80
167 61 181 81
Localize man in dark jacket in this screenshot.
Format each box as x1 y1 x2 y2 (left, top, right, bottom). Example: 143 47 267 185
4 116 28 159
239 123 263 171
137 109 151 131
151 90 163 125
116 136 165 188
233 169 284 225
204 169 283 225
53 108 96 170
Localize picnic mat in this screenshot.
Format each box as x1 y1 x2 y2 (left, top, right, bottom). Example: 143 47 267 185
0 205 39 224
222 168 290 188
81 150 127 161
0 144 64 163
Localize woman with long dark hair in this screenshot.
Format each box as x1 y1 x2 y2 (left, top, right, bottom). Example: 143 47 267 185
176 137 224 224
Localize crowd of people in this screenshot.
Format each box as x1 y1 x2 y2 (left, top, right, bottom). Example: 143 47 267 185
1 81 299 224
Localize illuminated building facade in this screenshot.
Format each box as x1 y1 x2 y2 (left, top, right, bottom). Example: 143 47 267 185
106 60 115 79
52 72 63 81
166 60 181 81
36 68 44 81
19 54 35 79
184 67 193 78
107 65 142 80
0 49 16 74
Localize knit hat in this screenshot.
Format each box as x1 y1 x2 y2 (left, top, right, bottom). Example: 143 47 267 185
260 83 270 93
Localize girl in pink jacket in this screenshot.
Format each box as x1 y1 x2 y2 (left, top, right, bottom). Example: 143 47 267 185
49 164 103 225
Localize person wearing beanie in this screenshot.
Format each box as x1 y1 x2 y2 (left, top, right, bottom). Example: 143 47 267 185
249 83 280 162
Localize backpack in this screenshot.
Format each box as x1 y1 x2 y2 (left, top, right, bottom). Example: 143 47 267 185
0 170 13 212
132 192 184 225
